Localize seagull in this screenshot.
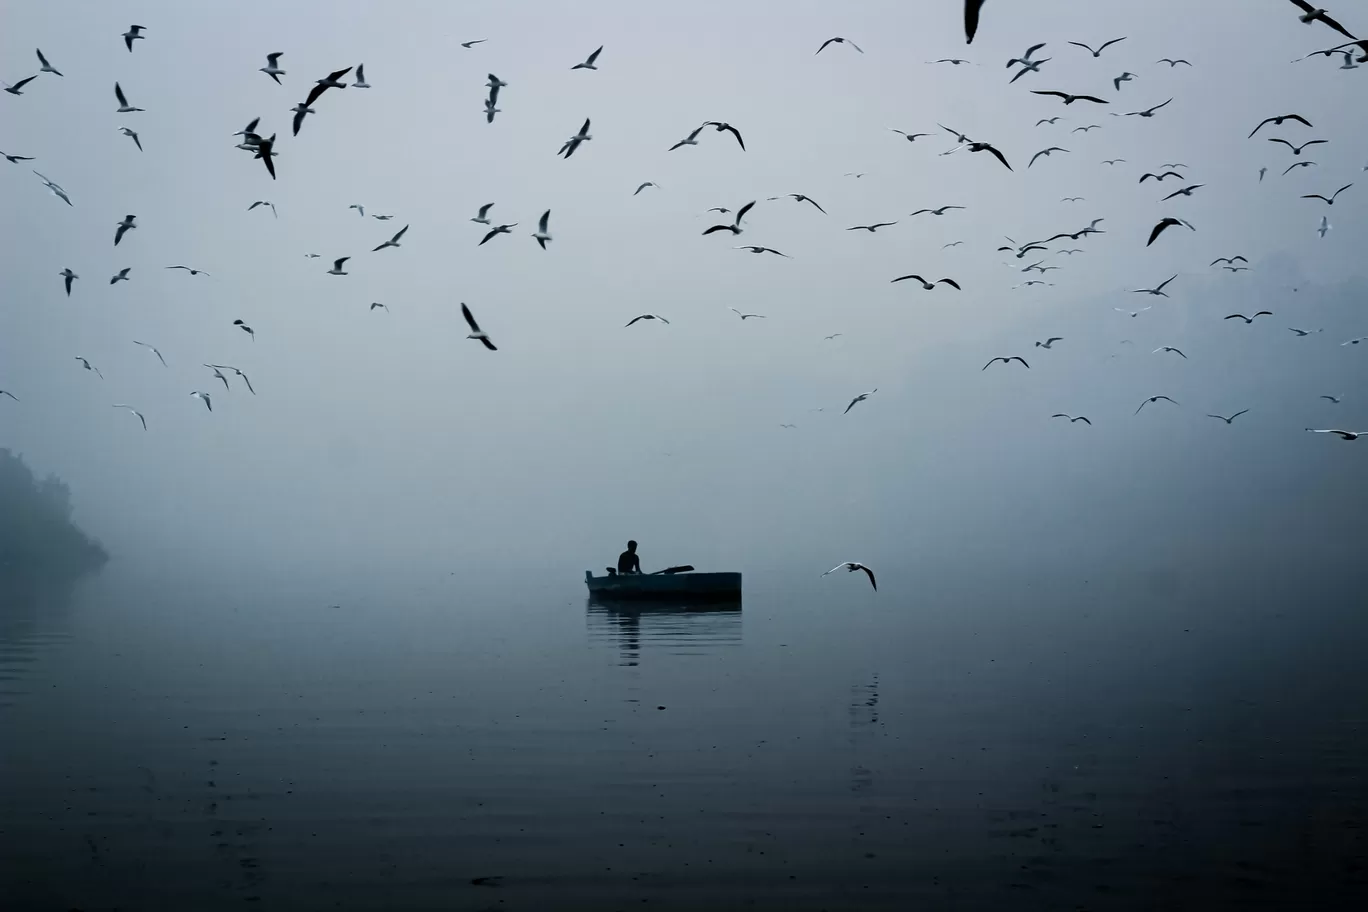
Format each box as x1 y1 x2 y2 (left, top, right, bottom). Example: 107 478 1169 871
558 118 592 158
910 205 964 216
998 242 1049 258
1224 312 1273 323
304 67 352 106
109 268 131 284
1006 43 1047 67
821 562 877 591
471 203 495 224
166 265 209 276
461 303 497 350
1289 327 1323 336
668 125 705 151
1318 215 1331 237
889 129 933 141
943 240 965 248
133 340 167 366
122 25 147 51
891 274 960 290
730 308 767 319
1070 37 1127 57
702 200 755 236
965 0 986 43
1210 256 1248 265
4 76 38 95
1102 158 1126 165
1222 266 1250 273
486 73 507 92
1008 57 1052 82
304 253 320 258
702 121 746 150
1114 306 1152 318
1052 414 1091 424
966 141 1013 170
112 405 146 430
1269 137 1328 155
982 356 1029 370
634 181 660 195
352 64 370 88
734 246 789 256
1207 410 1249 424
35 48 62 76
483 99 500 123
114 82 144 113
479 224 517 245
327 257 350 275
770 193 826 213
1288 1 1357 40
232 319 254 340
1306 428 1366 440
1035 338 1064 349
1284 161 1317 174
1249 114 1313 137
930 58 973 65
369 302 388 312
1259 167 1268 181
251 133 277 179
1140 171 1184 182
1127 98 1174 118
114 215 136 246
940 123 974 143
461 39 488 49
59 268 77 295
532 210 553 249
348 204 366 217
824 334 843 340
372 224 409 252
190 391 213 412
815 37 863 55
1037 117 1063 126
290 102 315 136
1319 394 1343 402
1302 184 1352 204
1032 90 1108 105
625 314 670 327
847 222 898 232
1339 50 1360 68
1071 125 1101 133
844 389 877 414
1061 196 1086 202
248 200 277 218
260 53 285 84
1057 249 1085 255
204 365 230 390
2 150 35 163
206 364 254 394
1153 345 1187 358
1136 395 1178 414
1341 337 1367 346
74 357 103 379
1161 184 1205 200
572 46 604 70
1113 72 1137 90
1146 217 1192 246
233 117 262 141
1029 147 1069 167
1156 58 1191 67
780 424 798 429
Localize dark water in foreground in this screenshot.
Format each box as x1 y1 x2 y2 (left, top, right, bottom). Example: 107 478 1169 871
2 563 1366 910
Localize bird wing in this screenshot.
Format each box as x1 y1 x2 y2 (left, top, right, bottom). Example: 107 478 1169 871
333 257 348 270
1032 90 1069 99
1067 41 1095 53
1099 37 1126 52
292 107 308 136
1268 138 1294 149
625 315 646 326
1011 357 1029 367
393 224 410 242
981 359 1001 370
720 124 745 149
982 145 1013 170
890 275 925 284
701 224 733 235
858 565 877 590
261 143 276 179
815 38 838 54
964 0 984 44
538 211 550 232
461 303 481 332
479 228 500 244
1232 410 1249 420
477 203 493 218
939 279 962 289
1146 220 1174 246
579 118 591 135
735 200 756 222
1248 118 1275 138
114 82 128 106
1224 314 1247 321
801 196 826 213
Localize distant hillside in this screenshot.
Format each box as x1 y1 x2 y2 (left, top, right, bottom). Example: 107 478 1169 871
0 449 107 580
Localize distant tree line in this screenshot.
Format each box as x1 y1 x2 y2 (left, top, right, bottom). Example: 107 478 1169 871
0 448 107 580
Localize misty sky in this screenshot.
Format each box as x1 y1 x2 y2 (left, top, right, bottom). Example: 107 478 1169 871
2 0 1366 581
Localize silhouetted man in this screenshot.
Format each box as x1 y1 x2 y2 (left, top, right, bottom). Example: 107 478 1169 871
617 540 641 575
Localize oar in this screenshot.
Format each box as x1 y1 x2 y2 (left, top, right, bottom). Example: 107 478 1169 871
652 565 694 575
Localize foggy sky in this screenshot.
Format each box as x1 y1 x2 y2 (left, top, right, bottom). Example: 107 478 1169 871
2 0 1366 582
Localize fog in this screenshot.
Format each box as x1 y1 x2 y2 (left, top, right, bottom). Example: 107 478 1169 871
3 0 1367 583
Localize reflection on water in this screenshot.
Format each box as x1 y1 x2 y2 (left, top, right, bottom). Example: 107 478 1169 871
0 575 78 710
586 596 742 666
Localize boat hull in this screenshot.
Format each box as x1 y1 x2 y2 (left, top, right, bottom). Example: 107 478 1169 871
584 570 741 601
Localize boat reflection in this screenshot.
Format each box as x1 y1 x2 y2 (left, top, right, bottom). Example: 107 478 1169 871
586 595 742 666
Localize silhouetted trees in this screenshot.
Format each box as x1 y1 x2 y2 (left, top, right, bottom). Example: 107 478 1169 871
0 449 107 580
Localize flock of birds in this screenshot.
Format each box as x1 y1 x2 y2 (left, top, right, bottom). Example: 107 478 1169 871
4 3 1368 594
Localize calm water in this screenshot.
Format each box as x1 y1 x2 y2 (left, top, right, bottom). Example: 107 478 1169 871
2 560 1366 910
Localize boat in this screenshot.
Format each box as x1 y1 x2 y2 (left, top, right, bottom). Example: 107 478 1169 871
584 568 742 601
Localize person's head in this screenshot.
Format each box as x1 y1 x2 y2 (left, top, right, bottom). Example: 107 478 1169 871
626 540 637 552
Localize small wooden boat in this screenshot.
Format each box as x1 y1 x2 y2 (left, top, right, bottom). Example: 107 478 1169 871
584 569 742 601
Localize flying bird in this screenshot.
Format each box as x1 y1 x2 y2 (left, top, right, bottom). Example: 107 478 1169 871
821 562 877 591
1126 98 1173 117
1006 43 1047 67
206 364 254 394
4 76 38 96
982 356 1029 370
1139 171 1183 182
1210 256 1248 265
327 257 350 275
352 64 370 88
910 205 964 216
816 37 863 55
471 202 495 224
114 214 136 246
1052 414 1091 424
1207 410 1249 424
122 24 146 51
532 210 553 249
483 98 500 123
930 59 972 65
1070 37 1127 57
350 204 366 217
572 46 604 70
729 308 767 319
966 142 1013 170
1319 394 1343 402
1259 167 1268 181
2 151 35 163
1114 306 1152 318
625 313 669 327
462 303 497 350
1287 1 1357 40
166 265 209 276
1268 137 1327 155
1302 184 1352 204
1156 58 1191 67
232 319 254 340
965 0 985 44
844 389 877 414
1153 345 1187 358
461 39 487 49
1136 395 1178 414
1161 184 1205 200
59 268 77 295
112 405 146 430
668 125 705 151
702 200 755 236
847 222 898 232
1146 217 1192 246
891 274 960 290
1113 72 1137 89
1008 57 1052 83
1035 338 1064 349
1318 215 1331 237
251 133 277 179
370 302 388 312
372 224 409 251
734 246 789 256
889 129 933 141
304 67 352 106
1305 429 1365 440
702 121 746 150
291 102 315 136
1283 161 1317 174
74 357 103 379
558 118 592 158
634 182 660 195
1029 147 1069 167
248 200 277 218
770 193 826 213
109 268 131 284
1289 327 1322 336
479 224 517 245
190 391 213 412
1224 312 1273 323
133 340 167 366
1032 90 1108 105
260 52 286 84
1102 158 1126 165
1071 125 1101 133
35 48 62 76
114 82 144 113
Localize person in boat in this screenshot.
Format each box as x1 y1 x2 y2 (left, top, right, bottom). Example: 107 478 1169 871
617 540 642 575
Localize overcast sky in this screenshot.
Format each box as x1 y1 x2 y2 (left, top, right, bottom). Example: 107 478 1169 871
2 0 1366 581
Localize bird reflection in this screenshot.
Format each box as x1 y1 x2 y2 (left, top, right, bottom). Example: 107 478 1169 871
586 596 741 666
